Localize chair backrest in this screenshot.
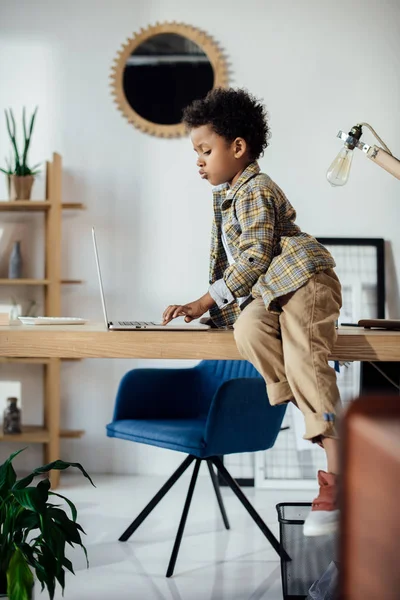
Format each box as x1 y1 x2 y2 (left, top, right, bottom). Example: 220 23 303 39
193 360 261 416
196 360 261 380
112 360 264 422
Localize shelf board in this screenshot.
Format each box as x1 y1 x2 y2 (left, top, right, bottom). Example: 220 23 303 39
60 429 85 439
1 426 50 443
0 201 85 212
0 200 50 211
0 279 49 286
0 279 83 285
62 203 85 210
0 426 85 443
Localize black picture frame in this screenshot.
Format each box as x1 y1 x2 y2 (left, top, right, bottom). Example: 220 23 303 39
316 237 385 319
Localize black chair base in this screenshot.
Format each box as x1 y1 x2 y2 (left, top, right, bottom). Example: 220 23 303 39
119 454 285 577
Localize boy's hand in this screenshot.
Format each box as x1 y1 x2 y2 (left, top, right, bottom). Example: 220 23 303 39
162 292 215 325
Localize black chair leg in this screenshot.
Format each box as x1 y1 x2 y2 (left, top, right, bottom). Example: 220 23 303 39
166 458 201 577
119 454 195 542
211 456 289 560
206 459 230 530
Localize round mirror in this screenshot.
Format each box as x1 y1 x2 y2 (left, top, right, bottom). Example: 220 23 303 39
110 23 228 137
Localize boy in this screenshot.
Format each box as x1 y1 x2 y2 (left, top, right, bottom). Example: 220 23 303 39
162 88 342 536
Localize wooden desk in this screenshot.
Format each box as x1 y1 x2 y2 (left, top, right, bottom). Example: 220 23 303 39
1 323 399 488
1 323 400 361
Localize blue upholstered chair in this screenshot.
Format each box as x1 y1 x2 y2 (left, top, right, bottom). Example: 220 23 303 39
106 360 287 576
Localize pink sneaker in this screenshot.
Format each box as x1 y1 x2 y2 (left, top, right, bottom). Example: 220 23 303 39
303 470 339 536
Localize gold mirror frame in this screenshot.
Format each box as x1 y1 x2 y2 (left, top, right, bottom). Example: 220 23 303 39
110 22 228 138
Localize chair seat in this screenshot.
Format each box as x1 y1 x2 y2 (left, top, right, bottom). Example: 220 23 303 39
106 418 208 456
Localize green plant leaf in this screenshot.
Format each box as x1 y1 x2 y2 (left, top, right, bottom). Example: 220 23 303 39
55 565 65 592
13 460 95 490
29 107 38 138
81 542 89 568
37 478 51 498
36 460 95 486
6 547 34 600
9 109 16 136
22 107 27 143
47 522 67 565
32 562 46 593
16 510 40 532
62 556 75 575
22 107 38 170
49 491 78 521
35 546 56 600
0 448 25 497
13 487 46 513
6 109 20 170
16 543 35 563
47 507 85 547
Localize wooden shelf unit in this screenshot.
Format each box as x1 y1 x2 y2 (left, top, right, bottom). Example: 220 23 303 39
1 153 84 489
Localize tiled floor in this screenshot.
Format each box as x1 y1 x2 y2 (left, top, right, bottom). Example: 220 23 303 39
47 472 314 600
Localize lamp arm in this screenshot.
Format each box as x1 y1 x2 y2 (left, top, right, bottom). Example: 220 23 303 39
357 122 392 154
362 145 400 180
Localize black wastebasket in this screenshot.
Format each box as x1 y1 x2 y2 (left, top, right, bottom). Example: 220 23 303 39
276 503 337 600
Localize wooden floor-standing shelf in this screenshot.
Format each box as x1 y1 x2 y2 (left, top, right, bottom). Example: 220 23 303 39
0 153 85 488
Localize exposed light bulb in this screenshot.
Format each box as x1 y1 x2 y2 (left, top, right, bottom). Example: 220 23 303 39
326 146 354 186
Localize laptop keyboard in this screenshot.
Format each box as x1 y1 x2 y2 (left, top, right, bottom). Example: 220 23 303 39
117 321 160 328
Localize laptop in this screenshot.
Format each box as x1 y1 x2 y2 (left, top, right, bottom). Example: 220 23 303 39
92 227 210 331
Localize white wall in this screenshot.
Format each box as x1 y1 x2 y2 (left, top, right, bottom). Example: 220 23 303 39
0 0 399 475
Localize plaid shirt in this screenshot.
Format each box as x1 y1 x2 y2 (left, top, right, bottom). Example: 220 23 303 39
208 162 335 328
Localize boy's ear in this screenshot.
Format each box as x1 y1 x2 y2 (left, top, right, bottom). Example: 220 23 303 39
233 137 247 159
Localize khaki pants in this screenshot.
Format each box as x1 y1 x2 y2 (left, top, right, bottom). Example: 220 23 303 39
233 269 342 440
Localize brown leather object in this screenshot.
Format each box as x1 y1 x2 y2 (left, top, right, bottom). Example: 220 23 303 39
339 396 400 600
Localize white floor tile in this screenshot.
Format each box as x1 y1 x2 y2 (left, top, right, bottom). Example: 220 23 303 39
42 473 314 600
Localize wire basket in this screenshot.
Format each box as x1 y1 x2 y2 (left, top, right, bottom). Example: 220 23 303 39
276 503 338 600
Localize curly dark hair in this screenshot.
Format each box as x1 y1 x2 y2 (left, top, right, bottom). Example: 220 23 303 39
182 88 270 160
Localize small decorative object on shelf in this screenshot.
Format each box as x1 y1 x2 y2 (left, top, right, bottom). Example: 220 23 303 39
0 107 41 200
3 397 21 434
8 241 22 279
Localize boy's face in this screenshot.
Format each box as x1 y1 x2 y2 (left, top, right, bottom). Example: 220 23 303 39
191 125 246 187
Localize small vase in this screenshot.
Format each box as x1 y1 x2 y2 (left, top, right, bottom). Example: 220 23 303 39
8 175 34 200
3 397 22 435
8 241 22 279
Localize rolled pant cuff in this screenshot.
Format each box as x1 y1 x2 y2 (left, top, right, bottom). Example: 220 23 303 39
303 413 338 440
266 381 293 405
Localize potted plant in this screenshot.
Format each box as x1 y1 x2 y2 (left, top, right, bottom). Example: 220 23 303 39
0 448 95 600
0 108 40 200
